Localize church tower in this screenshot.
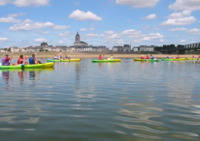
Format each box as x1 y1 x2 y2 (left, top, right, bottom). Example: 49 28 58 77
74 32 88 47
75 32 80 43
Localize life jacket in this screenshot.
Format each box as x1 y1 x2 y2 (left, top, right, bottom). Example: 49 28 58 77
2 57 10 66
29 57 35 64
17 58 24 64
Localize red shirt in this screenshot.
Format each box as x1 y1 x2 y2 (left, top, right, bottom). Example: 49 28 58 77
98 56 103 60
140 56 145 59
146 56 150 59
17 58 24 64
4 58 10 62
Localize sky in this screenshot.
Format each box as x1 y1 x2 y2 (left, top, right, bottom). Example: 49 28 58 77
0 0 200 49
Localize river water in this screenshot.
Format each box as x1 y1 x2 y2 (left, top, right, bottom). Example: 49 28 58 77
0 59 200 141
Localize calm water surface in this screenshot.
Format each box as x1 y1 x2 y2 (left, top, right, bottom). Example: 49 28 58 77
0 59 200 141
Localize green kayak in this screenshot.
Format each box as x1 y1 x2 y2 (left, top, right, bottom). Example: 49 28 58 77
92 59 121 63
134 58 159 62
161 58 185 61
0 62 54 69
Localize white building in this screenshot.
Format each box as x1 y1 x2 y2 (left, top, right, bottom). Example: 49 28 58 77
138 45 155 52
112 46 123 52
123 44 131 52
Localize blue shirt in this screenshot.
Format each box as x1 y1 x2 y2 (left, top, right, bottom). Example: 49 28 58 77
150 56 154 59
29 57 35 64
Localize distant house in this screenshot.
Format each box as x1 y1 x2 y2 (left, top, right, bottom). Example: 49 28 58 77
10 47 20 53
122 44 131 52
184 42 200 49
0 48 6 52
25 46 40 52
138 45 155 52
112 46 123 52
133 47 139 52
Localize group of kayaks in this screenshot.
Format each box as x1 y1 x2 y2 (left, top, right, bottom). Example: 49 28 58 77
1 57 199 69
134 57 200 62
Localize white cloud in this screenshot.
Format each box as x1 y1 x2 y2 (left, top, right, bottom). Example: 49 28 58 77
0 16 20 23
122 29 163 42
167 10 191 18
58 32 69 37
161 16 196 26
0 37 8 43
180 40 186 43
8 13 26 17
101 31 121 39
69 9 102 21
35 38 47 42
169 27 187 31
0 0 10 6
0 13 25 23
115 0 160 8
145 14 157 20
0 0 50 7
9 19 54 31
122 29 141 35
170 27 200 35
188 28 200 34
80 28 87 31
86 33 99 37
169 0 200 11
161 11 196 26
53 25 70 30
57 40 65 45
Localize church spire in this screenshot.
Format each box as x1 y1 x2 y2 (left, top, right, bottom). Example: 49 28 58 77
75 32 80 43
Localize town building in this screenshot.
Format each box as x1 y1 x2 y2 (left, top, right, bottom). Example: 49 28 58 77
74 32 88 47
133 45 155 52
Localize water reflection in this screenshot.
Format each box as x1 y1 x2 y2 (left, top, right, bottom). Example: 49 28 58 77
0 59 200 141
0 68 55 132
0 68 54 87
2 71 10 85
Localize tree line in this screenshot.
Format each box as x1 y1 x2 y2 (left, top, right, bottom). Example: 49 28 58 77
154 44 186 54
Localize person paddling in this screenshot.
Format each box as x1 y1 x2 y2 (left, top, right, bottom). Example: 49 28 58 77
98 55 103 60
17 55 28 65
140 55 145 59
29 54 42 64
145 55 150 59
1 54 14 66
150 55 155 59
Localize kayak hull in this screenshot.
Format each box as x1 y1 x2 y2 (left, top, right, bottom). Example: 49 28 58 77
134 58 160 62
0 62 54 69
47 58 81 62
92 59 121 63
186 58 200 60
161 58 185 61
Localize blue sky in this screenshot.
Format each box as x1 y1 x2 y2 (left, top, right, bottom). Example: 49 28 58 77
0 0 200 48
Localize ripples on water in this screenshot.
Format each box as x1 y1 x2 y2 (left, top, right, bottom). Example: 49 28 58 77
0 59 200 141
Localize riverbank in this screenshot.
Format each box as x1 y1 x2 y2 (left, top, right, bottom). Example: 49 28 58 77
0 52 198 59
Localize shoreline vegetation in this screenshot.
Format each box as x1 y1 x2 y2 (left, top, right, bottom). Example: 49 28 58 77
0 52 199 59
